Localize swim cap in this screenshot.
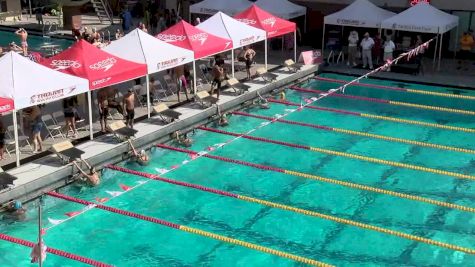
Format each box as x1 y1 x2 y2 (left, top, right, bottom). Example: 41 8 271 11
140 150 145 155
13 201 22 210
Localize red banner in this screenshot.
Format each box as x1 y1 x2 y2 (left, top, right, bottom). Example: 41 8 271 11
410 0 430 6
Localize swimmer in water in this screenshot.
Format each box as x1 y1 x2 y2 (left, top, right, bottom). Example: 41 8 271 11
5 200 27 221
30 240 47 263
128 139 149 165
72 161 100 186
279 90 286 100
218 113 229 126
259 98 270 109
172 131 193 147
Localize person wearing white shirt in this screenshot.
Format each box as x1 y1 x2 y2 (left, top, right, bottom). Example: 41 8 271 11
360 32 375 69
383 36 395 71
347 31 359 66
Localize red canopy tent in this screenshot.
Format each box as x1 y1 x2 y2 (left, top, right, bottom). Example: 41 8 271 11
40 40 147 90
0 98 14 114
156 20 232 59
235 4 297 65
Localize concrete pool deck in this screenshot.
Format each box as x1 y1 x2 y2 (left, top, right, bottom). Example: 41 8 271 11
0 64 318 205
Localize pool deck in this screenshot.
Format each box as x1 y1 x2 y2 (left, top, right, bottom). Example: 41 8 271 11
0 64 318 205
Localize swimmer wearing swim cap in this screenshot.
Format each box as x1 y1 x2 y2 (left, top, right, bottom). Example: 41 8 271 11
6 200 26 221
279 91 286 100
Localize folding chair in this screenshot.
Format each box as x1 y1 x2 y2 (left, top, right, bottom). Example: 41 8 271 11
42 114 64 140
153 103 181 124
133 85 146 107
256 68 278 83
153 79 170 102
199 64 212 85
227 78 250 95
196 91 218 108
6 126 33 154
108 121 138 142
52 111 68 134
51 140 85 164
284 59 303 72
163 75 178 97
74 109 88 132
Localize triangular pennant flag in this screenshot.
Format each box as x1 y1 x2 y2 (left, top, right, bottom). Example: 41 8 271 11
106 191 123 197
65 211 81 217
119 184 132 191
95 197 109 203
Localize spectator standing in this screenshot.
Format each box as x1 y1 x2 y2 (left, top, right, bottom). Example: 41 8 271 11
383 36 395 71
347 31 359 66
458 32 474 71
121 7 133 33
360 32 375 69
372 33 382 65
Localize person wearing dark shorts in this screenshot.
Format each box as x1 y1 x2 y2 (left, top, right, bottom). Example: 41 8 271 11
63 97 78 138
123 89 135 128
245 54 253 80
98 90 109 133
0 120 5 160
26 106 43 153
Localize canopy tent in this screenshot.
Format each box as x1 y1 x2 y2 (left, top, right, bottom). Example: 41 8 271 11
255 0 306 29
104 29 194 119
189 0 252 17
0 52 89 166
197 11 267 75
322 0 396 59
41 40 147 140
381 2 459 70
41 40 147 90
156 20 233 94
234 4 297 64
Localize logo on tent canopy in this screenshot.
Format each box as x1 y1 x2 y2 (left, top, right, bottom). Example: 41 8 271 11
29 87 76 104
156 34 187 43
262 17 276 28
89 58 117 72
50 60 81 71
190 33 208 45
92 77 112 87
337 19 362 26
239 36 256 46
200 7 218 14
0 104 12 113
237 18 256 25
157 57 187 70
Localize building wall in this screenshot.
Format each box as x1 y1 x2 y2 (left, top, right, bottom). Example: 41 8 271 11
5 0 21 12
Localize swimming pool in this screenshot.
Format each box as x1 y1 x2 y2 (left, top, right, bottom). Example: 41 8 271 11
0 30 72 53
1 72 475 266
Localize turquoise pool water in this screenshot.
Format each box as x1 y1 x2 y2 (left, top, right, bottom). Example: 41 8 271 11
0 30 72 53
1 73 475 266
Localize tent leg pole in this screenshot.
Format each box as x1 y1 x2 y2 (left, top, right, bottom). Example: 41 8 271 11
321 24 326 59
304 14 307 33
438 33 443 71
231 49 235 78
146 75 151 118
88 91 93 140
454 26 459 59
13 111 20 167
265 38 268 70
193 60 197 96
433 34 438 67
294 30 297 62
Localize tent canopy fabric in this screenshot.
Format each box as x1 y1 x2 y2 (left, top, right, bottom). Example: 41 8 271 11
0 52 89 110
156 20 233 59
324 0 395 28
255 0 306 20
40 40 147 90
104 29 194 74
189 0 252 16
197 12 267 48
234 4 296 38
381 2 458 34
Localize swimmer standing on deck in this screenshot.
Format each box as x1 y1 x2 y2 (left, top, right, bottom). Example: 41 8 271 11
15 28 28 56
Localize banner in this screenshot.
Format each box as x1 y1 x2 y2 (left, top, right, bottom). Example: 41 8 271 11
298 50 323 65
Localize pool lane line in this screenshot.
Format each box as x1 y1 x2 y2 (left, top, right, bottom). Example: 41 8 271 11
232 111 475 155
154 145 475 255
0 233 113 267
289 86 475 116
46 191 330 267
198 126 475 181
267 99 475 134
156 143 475 214
106 166 475 256
314 76 475 100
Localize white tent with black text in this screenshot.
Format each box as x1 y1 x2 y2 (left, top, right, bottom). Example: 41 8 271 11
197 12 267 75
381 2 458 70
104 29 194 118
0 52 89 166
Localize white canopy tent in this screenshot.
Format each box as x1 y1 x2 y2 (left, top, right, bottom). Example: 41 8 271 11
104 29 194 119
189 0 252 19
381 2 459 70
197 12 267 75
322 0 395 58
0 52 89 166
255 0 306 30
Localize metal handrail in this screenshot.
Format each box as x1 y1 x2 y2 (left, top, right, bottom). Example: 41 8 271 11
42 21 50 36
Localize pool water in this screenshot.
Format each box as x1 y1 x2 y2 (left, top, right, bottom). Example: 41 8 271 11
0 30 72 53
1 73 475 266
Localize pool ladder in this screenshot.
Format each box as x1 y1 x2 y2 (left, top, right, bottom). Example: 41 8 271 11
42 21 58 36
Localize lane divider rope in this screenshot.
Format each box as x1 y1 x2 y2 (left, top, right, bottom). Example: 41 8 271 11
154 144 475 254
46 191 329 267
314 76 475 100
289 86 475 116
0 233 113 267
267 99 475 134
156 144 475 214
232 111 475 154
